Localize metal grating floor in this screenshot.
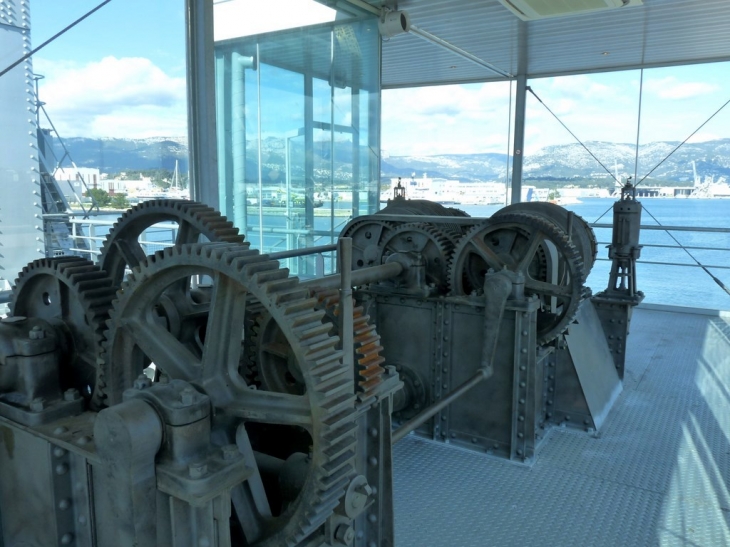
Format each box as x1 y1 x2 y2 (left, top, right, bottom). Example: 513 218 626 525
393 307 730 547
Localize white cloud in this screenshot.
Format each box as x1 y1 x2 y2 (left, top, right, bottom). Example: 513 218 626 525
34 56 187 138
644 77 719 100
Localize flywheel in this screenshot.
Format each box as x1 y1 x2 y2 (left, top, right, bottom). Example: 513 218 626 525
98 199 244 286
448 212 585 344
101 243 357 547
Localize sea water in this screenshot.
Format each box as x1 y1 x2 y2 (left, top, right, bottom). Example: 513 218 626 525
94 197 730 312
458 198 730 311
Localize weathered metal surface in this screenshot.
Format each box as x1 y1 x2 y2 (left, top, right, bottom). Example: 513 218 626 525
0 197 639 545
564 299 622 430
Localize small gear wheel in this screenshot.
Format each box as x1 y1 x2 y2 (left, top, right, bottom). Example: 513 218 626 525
98 199 245 286
376 198 470 241
102 243 357 546
340 217 394 270
377 222 454 293
10 256 116 399
448 212 585 344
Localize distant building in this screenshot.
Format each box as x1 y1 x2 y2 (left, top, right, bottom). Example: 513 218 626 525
53 167 102 201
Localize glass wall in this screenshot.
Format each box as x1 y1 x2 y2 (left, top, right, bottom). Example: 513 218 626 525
524 65 730 308
214 16 381 275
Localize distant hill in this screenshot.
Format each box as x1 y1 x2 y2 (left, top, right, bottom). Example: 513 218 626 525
48 136 189 174
50 136 730 185
383 139 730 185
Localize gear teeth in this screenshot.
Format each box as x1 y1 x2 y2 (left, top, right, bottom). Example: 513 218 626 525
11 256 116 405
100 241 356 546
98 199 245 286
449 212 585 344
377 222 454 293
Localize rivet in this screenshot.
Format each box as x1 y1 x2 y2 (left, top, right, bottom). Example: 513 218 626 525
76 435 91 446
369 427 378 437
60 533 73 545
368 513 377 523
517 433 524 439
368 456 378 466
53 447 66 458
58 499 70 510
54 426 68 435
522 330 528 336
520 382 526 388
520 365 526 371
55 463 69 475
521 348 528 354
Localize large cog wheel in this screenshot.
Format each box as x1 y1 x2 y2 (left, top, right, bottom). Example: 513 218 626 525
377 222 454 293
98 199 244 286
102 243 357 547
10 256 116 399
448 212 585 344
493 201 597 276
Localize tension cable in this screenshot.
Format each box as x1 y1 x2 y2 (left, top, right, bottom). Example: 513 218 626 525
641 207 730 297
0 0 114 80
636 94 730 187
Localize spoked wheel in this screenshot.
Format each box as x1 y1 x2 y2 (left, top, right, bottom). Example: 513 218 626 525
98 199 244 286
101 243 357 546
448 212 585 344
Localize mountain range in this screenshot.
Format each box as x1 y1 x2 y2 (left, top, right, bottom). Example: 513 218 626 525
51 136 730 185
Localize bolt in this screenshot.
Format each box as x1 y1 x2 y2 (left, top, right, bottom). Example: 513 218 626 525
188 462 208 479
133 374 151 390
63 388 80 402
334 524 356 545
28 325 45 339
181 387 196 406
221 444 239 460
356 482 373 497
30 397 44 412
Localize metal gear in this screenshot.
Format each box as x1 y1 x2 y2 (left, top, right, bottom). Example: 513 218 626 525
493 201 598 276
448 212 585 344
340 217 393 271
98 199 244 286
10 256 116 399
102 243 357 546
377 222 454 293
377 198 470 241
246 287 387 404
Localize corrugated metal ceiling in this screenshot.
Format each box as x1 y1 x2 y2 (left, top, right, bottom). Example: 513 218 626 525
379 0 730 88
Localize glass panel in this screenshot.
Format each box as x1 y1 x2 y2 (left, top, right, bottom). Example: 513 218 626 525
525 67 730 308
214 16 380 276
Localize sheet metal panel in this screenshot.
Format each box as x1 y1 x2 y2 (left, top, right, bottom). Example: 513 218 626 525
0 0 44 289
380 0 730 87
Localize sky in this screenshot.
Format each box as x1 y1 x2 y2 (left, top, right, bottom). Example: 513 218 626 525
23 0 730 156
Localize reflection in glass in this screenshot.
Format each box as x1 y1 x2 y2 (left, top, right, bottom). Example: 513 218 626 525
215 17 380 275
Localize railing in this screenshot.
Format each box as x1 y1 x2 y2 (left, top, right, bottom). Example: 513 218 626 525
588 222 730 308
41 213 730 310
